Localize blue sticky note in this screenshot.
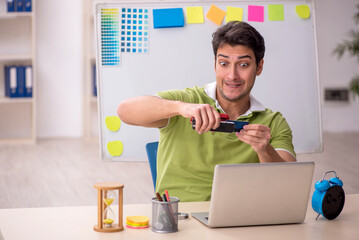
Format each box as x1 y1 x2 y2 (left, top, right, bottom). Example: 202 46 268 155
153 8 185 28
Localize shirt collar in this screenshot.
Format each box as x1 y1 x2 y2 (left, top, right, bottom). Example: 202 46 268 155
204 81 266 117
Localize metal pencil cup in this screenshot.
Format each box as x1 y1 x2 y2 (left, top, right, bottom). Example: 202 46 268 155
152 197 179 233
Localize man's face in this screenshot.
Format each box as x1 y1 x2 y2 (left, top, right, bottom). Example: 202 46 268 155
215 44 263 103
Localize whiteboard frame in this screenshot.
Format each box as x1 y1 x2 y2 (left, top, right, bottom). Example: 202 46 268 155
94 0 322 161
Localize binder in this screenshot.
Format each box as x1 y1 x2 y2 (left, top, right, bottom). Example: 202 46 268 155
25 66 33 97
7 0 15 12
93 64 97 96
4 66 18 98
17 66 26 97
15 0 25 12
24 0 31 12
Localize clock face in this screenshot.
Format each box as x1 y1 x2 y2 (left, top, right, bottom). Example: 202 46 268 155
322 185 345 220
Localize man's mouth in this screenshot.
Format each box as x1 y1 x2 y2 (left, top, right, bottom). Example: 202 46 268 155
226 82 242 88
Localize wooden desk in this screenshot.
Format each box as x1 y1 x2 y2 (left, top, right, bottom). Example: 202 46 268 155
1 194 358 240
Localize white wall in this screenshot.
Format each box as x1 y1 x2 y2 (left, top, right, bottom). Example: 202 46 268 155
33 0 359 138
315 0 359 132
36 0 83 138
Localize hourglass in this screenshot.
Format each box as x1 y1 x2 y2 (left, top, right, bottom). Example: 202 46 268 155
103 190 116 227
93 182 124 232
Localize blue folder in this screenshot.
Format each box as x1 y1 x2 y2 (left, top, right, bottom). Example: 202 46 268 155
5 66 17 98
92 64 97 97
25 0 32 12
7 0 15 12
25 66 33 97
17 66 26 97
16 0 25 12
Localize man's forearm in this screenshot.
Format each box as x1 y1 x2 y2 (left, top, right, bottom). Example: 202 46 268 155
117 96 182 128
257 145 296 163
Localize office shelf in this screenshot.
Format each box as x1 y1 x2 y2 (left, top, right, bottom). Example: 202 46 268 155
0 96 33 103
83 0 98 140
0 12 33 18
0 54 32 61
0 1 36 143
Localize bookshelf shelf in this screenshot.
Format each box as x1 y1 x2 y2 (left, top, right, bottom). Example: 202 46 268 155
0 96 33 103
0 12 33 18
0 54 32 61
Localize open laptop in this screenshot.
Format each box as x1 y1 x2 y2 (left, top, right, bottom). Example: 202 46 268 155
191 162 314 228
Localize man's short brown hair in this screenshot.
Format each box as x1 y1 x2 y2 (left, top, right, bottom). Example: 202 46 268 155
212 21 265 65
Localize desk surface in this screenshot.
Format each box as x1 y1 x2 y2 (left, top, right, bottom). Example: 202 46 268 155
1 194 359 240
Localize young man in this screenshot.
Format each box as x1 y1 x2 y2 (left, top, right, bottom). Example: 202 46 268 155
117 21 296 202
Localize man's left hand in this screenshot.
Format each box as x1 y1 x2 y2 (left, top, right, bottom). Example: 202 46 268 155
236 124 271 154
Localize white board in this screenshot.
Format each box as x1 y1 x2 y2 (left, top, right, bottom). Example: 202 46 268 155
95 0 322 161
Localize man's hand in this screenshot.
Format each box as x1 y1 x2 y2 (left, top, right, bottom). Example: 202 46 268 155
178 103 221 134
236 124 296 162
236 124 271 153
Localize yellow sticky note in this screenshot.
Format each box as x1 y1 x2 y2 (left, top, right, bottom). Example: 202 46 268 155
295 5 310 19
226 7 243 23
206 5 226 26
268 4 284 21
105 116 121 132
107 140 123 156
126 216 150 225
186 6 204 24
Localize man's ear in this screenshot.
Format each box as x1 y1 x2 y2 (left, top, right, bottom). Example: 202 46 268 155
256 59 264 76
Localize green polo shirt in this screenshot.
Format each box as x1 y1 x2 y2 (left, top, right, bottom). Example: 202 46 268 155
156 83 295 202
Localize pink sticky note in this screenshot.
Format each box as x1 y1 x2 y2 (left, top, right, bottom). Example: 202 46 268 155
248 5 264 22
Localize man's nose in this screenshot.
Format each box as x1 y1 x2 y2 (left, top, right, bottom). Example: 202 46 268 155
227 66 239 80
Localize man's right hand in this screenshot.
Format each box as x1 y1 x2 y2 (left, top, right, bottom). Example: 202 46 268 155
178 103 221 135
118 96 221 133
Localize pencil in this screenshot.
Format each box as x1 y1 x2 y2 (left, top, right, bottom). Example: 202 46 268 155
156 192 163 201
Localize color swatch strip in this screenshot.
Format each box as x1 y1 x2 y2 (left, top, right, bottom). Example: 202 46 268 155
120 8 149 53
101 8 121 66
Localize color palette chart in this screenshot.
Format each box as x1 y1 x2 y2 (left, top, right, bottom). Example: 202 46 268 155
101 8 121 66
120 8 149 53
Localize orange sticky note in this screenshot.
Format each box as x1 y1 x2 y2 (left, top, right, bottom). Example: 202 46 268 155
186 6 204 24
226 6 243 22
126 216 150 225
206 4 226 26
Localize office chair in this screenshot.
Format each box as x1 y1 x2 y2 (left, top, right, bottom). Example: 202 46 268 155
145 141 159 191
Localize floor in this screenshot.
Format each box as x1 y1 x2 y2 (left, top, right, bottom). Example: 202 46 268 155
0 132 358 209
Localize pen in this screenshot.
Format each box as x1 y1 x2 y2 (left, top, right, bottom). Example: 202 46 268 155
163 194 167 202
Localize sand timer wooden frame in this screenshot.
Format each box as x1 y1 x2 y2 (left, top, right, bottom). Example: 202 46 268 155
93 182 124 232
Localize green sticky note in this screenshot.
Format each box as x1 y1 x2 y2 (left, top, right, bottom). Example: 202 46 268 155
295 5 310 19
105 116 121 132
226 6 243 23
107 140 124 156
186 6 204 24
268 4 284 21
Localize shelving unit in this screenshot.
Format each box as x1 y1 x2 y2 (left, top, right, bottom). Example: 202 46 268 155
0 1 36 143
83 0 98 140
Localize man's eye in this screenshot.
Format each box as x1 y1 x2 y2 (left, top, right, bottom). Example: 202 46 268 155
240 63 248 67
219 62 227 66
